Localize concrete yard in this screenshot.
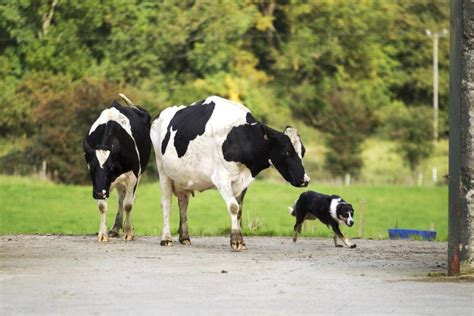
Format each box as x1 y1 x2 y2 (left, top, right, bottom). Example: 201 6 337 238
0 235 472 315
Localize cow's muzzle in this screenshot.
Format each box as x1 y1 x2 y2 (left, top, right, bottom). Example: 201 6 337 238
93 189 108 200
300 174 310 187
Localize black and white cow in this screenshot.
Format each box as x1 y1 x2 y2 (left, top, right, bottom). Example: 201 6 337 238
83 94 152 242
150 96 309 250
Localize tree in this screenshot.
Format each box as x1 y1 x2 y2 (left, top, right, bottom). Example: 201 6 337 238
297 87 374 177
0 0 450 182
381 106 434 173
0 76 127 184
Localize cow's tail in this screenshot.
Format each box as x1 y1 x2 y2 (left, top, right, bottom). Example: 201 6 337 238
118 93 135 106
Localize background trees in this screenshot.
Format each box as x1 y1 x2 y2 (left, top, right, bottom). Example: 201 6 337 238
0 0 449 184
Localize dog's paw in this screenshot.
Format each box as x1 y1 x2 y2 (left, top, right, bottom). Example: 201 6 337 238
350 244 357 249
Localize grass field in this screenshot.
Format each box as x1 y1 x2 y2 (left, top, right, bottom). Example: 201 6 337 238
0 175 448 240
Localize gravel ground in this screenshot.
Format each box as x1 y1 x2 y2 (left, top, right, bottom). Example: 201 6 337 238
0 235 472 315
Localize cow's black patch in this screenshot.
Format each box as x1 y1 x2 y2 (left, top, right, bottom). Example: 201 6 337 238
161 100 215 157
222 123 271 177
223 122 308 186
112 101 152 172
83 101 152 199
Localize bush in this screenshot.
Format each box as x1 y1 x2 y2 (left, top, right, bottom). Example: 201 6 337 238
380 106 434 172
0 75 129 184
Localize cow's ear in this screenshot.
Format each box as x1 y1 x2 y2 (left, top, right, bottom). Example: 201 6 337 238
111 138 120 155
301 141 306 158
83 139 93 155
260 124 269 140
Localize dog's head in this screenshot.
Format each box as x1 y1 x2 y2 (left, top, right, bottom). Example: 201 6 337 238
336 203 355 227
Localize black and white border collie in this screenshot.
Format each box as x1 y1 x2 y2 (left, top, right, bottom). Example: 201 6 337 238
290 191 356 248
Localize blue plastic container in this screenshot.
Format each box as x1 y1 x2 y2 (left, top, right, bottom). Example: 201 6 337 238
388 228 437 240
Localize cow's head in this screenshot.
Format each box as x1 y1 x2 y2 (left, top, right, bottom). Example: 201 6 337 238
83 139 122 200
265 126 310 187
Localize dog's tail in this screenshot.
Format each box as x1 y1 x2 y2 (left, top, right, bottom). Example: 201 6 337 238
288 206 295 216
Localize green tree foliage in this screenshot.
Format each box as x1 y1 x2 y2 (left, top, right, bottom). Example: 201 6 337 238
320 89 374 176
0 0 449 183
380 105 434 172
0 76 126 183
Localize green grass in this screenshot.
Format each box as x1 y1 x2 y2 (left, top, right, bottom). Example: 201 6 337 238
0 175 448 240
361 138 448 184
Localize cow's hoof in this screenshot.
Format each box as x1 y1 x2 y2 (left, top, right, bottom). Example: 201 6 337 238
124 234 134 241
108 230 120 238
335 244 343 248
230 240 246 251
160 240 173 246
179 238 191 246
98 234 109 242
350 244 357 249
230 230 246 251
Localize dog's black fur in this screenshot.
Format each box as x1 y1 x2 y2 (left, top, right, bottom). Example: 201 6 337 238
290 191 356 248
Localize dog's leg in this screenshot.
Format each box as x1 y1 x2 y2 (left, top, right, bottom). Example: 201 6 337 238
332 224 356 248
333 233 343 247
293 222 303 242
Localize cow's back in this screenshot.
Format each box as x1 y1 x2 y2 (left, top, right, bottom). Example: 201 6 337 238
115 104 152 173
150 96 250 191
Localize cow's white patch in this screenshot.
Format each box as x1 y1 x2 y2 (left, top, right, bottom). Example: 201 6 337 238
95 150 110 168
110 171 137 191
89 107 132 136
89 107 141 175
284 127 303 159
204 95 249 113
150 98 249 193
303 173 310 183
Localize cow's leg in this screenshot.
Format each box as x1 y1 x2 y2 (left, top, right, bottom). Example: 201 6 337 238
236 188 247 228
160 175 174 246
109 184 125 238
97 199 109 242
177 191 191 245
213 177 245 250
123 178 138 241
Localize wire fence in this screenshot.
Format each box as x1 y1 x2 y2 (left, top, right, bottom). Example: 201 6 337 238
8 157 447 187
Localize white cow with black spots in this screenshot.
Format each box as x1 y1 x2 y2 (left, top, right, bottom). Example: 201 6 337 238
83 94 151 242
150 96 309 250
